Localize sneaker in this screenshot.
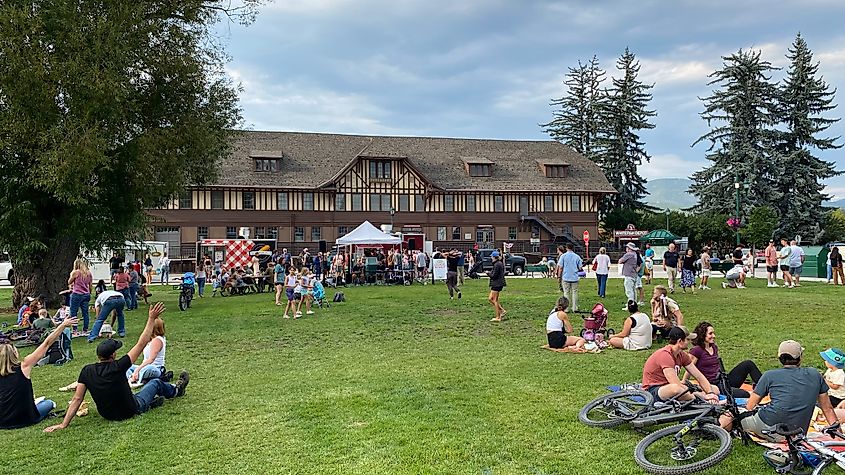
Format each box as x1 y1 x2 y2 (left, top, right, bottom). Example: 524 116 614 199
306 310 314 315
458 291 462 299
161 370 174 383
149 395 166 409
722 282 728 289
283 314 290 319
129 381 144 390
174 371 190 397
737 284 746 289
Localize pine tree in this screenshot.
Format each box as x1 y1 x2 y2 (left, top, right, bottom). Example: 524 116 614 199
689 49 782 217
542 55 606 159
774 33 842 241
595 47 656 213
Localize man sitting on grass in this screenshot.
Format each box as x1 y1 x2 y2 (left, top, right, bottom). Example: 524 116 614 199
641 326 719 404
44 303 189 432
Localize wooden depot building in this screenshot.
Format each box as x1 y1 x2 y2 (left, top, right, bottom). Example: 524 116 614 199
148 131 616 259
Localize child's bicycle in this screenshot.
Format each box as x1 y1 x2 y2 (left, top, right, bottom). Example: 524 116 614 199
173 272 196 311
761 422 845 474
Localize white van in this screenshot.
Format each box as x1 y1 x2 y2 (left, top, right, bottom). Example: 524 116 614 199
85 241 169 282
0 252 13 285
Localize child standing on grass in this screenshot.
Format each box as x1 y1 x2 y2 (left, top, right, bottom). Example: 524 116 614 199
283 267 298 319
821 348 845 408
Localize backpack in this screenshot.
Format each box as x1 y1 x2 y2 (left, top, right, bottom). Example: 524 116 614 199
333 291 345 302
45 329 74 365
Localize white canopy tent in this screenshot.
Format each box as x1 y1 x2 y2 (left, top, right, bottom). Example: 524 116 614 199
335 221 401 246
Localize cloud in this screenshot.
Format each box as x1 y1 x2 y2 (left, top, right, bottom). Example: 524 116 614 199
640 154 704 180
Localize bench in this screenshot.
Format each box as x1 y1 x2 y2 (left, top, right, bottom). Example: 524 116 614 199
525 265 549 278
709 262 737 276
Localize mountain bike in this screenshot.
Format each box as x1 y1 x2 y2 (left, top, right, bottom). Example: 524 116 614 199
579 383 713 430
173 278 194 311
762 422 845 474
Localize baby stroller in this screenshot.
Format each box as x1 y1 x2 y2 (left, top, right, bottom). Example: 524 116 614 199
467 261 483 279
311 280 330 309
576 303 614 341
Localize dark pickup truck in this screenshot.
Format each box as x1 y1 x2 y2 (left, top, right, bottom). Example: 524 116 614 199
476 249 527 276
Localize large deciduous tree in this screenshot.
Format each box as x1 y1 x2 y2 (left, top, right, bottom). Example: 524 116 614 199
542 55 607 160
595 47 656 214
774 33 842 241
0 1 259 307
689 49 782 216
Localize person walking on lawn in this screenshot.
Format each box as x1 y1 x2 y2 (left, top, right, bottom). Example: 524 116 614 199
618 242 639 309
764 239 779 287
662 242 680 294
778 238 794 288
559 243 584 312
698 246 712 290
44 303 189 432
488 251 506 322
789 239 805 287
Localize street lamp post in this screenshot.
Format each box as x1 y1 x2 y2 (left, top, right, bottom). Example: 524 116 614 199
665 208 670 232
390 207 395 229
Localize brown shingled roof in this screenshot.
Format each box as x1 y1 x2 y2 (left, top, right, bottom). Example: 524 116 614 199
218 131 616 193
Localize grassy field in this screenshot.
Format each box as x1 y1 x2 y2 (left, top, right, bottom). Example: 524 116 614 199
0 275 841 475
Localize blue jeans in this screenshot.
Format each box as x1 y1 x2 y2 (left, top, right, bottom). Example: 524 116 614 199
197 277 206 297
128 283 139 310
134 379 176 414
596 273 608 297
160 267 170 284
69 293 91 331
126 364 163 383
827 264 833 281
88 297 126 342
36 399 55 422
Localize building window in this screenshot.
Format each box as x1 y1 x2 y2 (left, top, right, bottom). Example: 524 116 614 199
211 190 224 209
268 227 278 240
468 164 491 177
338 226 349 238
311 227 322 241
242 191 255 210
226 226 237 239
466 195 476 212
571 195 581 212
303 192 314 211
444 195 454 212
452 226 461 240
544 195 553 212
294 227 305 242
415 195 425 212
352 193 363 211
508 226 517 240
437 226 447 240
277 192 288 210
369 160 391 179
254 226 266 239
197 226 209 240
254 158 280 172
399 194 409 212
545 165 568 178
370 193 391 211
494 195 504 212
179 192 192 209
335 193 345 211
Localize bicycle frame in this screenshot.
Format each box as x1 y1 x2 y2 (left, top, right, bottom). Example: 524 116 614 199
789 431 845 474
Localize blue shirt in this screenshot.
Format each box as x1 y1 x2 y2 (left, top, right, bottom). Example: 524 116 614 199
560 251 583 283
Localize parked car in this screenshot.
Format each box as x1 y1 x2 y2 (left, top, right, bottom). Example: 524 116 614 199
0 252 13 285
475 249 527 276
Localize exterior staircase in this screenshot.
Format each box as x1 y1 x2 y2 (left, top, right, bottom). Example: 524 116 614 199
520 211 582 252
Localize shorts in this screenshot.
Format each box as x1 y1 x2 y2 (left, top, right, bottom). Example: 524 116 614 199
547 331 565 349
285 288 295 300
652 324 671 340
145 265 153 272
780 265 790 272
701 269 711 277
417 266 425 273
646 385 665 402
635 276 643 288
766 265 778 273
293 292 302 301
740 412 783 442
790 265 803 275
490 286 503 292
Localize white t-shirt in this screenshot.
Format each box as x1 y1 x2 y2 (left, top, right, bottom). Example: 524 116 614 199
624 312 653 350
825 368 845 399
95 290 124 307
546 310 564 332
143 336 167 368
592 254 611 275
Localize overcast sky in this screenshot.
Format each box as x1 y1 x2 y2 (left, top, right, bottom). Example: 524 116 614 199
215 0 845 197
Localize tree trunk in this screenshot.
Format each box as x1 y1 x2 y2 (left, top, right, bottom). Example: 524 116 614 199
11 237 79 309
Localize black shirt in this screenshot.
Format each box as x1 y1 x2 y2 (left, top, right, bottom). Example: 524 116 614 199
0 366 39 429
78 355 137 421
446 256 459 272
109 256 123 271
733 249 743 264
663 251 680 268
681 255 697 271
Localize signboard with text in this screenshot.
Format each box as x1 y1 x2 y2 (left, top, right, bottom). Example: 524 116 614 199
613 224 648 239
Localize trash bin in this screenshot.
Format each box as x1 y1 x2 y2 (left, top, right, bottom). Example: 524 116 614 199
801 246 829 278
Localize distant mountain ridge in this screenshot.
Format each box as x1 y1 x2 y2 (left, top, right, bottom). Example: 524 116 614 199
644 178 696 210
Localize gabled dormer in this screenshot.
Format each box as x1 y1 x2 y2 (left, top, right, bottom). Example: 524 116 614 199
537 159 570 178
250 150 284 172
461 157 493 177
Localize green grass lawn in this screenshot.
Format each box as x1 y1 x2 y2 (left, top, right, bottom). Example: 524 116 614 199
0 276 841 474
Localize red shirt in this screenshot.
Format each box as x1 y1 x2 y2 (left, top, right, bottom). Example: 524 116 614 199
132 262 142 274
642 345 692 389
114 273 130 290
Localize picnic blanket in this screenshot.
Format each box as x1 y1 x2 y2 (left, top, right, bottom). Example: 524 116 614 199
604 382 763 406
751 407 845 452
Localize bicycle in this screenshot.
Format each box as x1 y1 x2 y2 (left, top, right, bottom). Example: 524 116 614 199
578 383 713 430
762 422 845 474
173 277 195 311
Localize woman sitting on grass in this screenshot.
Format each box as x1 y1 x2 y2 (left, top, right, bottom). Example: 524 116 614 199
685 321 762 398
0 317 77 429
650 285 683 340
126 318 171 388
608 300 652 350
543 296 586 352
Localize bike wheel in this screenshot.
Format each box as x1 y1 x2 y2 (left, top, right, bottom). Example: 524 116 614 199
634 423 732 475
579 389 654 428
178 293 187 311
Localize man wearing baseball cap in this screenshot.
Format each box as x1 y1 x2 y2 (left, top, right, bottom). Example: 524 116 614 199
720 340 841 440
44 303 190 432
618 242 639 307
641 326 719 404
